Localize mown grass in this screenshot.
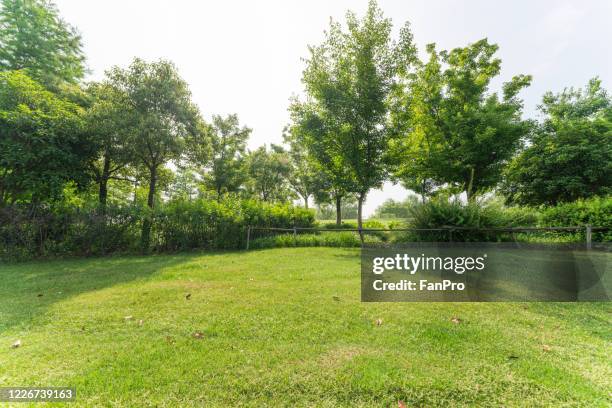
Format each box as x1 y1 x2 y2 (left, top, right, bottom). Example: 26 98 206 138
0 248 610 407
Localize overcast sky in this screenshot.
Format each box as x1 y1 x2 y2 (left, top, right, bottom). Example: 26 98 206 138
54 0 612 216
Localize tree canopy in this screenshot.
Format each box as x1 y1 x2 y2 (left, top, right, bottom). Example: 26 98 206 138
294 0 417 229
0 0 86 87
502 78 612 205
390 39 532 201
0 70 93 204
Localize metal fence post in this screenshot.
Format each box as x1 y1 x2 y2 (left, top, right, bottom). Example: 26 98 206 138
293 226 297 246
246 226 251 250
586 225 592 250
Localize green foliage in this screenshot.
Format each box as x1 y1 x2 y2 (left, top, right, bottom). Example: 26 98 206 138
502 78 612 205
245 145 293 202
315 196 358 220
250 232 380 249
283 125 320 208
402 198 538 242
83 81 136 206
292 0 417 228
203 114 250 200
373 196 419 219
0 199 315 260
106 58 205 209
390 39 532 200
540 196 612 242
0 70 94 205
0 0 86 87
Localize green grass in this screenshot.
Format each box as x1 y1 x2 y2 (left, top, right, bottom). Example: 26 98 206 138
0 248 610 407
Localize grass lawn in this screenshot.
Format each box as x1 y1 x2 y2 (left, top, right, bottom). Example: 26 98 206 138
0 248 610 407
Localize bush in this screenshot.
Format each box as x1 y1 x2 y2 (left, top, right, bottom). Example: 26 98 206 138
540 196 612 242
400 198 539 242
0 199 316 260
249 232 381 249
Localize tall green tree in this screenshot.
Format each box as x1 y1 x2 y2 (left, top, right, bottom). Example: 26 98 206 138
0 70 93 205
246 145 292 202
296 0 417 231
283 125 319 209
502 78 612 205
0 0 85 87
391 39 532 201
106 58 204 249
289 102 352 224
204 114 250 200
84 81 135 209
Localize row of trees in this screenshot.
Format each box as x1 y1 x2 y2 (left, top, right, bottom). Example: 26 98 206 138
289 1 611 229
0 1 318 214
1 0 610 235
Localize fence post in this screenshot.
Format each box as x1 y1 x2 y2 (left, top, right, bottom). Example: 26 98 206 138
585 225 592 250
293 226 297 246
246 226 251 250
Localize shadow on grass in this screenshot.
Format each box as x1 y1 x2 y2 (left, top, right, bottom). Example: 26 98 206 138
0 252 214 333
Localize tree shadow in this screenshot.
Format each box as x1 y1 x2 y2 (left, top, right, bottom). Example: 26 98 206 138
0 252 206 333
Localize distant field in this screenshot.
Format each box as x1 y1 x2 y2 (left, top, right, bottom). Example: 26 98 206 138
0 248 610 406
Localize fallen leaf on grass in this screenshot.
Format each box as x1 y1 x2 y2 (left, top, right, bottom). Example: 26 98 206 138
124 315 133 321
398 400 407 408
192 332 204 339
185 293 191 300
450 317 462 324
542 344 552 352
375 318 383 326
138 319 144 326
11 340 21 349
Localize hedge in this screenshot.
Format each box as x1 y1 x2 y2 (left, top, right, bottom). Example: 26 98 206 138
0 199 315 260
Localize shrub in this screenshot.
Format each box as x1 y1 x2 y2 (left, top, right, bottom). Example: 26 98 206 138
539 196 612 242
0 199 316 260
399 198 539 242
249 232 381 249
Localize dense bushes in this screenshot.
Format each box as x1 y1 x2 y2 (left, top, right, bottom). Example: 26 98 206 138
540 196 612 242
401 198 538 242
0 199 315 260
249 232 381 249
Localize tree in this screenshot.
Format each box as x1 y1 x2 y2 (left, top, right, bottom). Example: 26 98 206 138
502 78 612 205
283 125 319 209
84 81 135 209
0 70 93 205
289 102 352 224
296 0 417 231
106 58 204 249
246 145 292 202
0 0 85 88
204 114 250 200
391 39 532 201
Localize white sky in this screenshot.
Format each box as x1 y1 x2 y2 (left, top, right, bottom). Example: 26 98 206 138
55 0 612 216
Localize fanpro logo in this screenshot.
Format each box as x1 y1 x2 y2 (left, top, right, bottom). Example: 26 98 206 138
372 253 487 275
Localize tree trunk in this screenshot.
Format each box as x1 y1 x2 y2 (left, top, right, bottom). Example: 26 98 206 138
141 165 157 252
98 154 111 212
335 195 342 226
466 167 475 202
357 192 365 243
303 196 309 209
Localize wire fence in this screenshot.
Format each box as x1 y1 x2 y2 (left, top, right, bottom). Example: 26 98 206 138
245 225 610 250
